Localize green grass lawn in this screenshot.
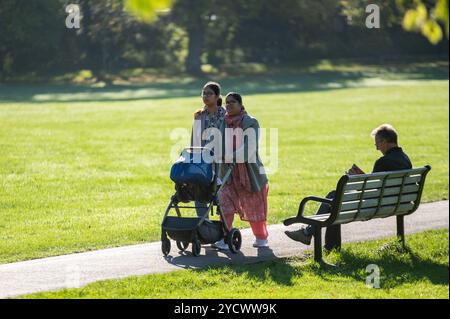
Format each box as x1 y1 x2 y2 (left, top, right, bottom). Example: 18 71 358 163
21 229 449 299
0 60 448 264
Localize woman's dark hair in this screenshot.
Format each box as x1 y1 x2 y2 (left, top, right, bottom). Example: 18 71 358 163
226 92 243 105
204 81 222 106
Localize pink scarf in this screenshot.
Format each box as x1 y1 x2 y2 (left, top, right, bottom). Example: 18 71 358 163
225 110 252 192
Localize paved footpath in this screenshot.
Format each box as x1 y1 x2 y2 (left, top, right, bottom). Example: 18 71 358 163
0 201 448 298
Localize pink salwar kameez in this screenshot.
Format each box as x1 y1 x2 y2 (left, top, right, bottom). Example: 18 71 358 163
219 110 269 240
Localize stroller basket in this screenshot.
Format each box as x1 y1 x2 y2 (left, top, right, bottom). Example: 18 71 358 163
198 220 224 244
164 216 224 244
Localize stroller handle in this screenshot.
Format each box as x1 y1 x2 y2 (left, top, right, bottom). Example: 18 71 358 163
182 148 239 167
216 162 235 193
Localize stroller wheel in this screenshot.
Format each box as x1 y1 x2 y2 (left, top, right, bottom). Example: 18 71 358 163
161 239 171 256
176 241 189 252
227 228 242 253
192 239 201 257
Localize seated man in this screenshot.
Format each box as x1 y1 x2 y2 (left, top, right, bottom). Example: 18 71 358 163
285 124 412 251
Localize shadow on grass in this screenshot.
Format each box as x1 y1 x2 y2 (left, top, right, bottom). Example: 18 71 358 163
163 244 299 286
0 60 448 104
309 242 449 288
166 239 448 289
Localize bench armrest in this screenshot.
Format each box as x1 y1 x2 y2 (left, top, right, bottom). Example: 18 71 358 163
283 196 333 226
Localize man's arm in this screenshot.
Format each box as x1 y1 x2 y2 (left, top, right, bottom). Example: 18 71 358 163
372 157 387 173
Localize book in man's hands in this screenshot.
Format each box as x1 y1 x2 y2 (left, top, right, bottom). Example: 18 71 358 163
346 164 365 175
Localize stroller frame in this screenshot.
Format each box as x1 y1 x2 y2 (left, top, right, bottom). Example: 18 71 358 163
161 147 242 257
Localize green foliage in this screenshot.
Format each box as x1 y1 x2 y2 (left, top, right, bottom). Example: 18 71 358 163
341 0 403 27
124 0 173 22
0 0 448 78
0 0 64 74
401 0 449 44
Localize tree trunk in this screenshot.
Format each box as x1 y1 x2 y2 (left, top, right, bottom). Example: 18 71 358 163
79 0 102 82
185 23 203 75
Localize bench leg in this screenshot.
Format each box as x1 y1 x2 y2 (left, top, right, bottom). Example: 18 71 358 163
397 215 405 248
314 227 323 263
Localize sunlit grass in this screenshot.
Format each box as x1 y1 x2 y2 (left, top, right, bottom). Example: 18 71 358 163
0 62 448 264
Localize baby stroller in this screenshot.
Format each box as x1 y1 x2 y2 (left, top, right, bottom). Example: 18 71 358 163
161 147 242 257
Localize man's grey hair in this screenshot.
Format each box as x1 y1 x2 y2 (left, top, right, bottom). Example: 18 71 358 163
371 124 398 144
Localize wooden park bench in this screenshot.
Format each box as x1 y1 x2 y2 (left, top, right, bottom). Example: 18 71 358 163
283 166 432 263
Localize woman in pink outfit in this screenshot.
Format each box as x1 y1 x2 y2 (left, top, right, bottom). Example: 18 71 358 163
214 92 269 249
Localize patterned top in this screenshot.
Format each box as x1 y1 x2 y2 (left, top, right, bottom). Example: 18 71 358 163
203 106 226 129
192 106 226 148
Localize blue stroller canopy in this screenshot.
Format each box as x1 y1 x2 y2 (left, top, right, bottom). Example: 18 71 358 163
170 148 215 186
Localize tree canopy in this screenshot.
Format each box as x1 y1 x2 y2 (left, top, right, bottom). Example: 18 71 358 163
0 0 448 77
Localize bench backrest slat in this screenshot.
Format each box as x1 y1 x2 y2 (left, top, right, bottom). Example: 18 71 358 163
329 166 431 225
334 203 415 224
340 193 418 212
344 175 421 192
341 184 420 202
345 167 427 182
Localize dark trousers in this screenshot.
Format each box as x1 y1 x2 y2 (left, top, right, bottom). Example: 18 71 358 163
305 191 341 251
